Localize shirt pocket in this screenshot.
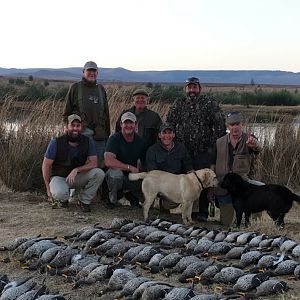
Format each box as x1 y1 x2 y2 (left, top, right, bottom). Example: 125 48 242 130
233 154 251 175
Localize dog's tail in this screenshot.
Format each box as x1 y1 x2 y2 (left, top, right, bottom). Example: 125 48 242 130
128 172 148 181
292 192 300 203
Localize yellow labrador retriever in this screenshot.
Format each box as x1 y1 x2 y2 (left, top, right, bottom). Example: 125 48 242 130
129 168 218 224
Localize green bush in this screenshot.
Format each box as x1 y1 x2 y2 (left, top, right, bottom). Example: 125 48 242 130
19 83 50 101
15 78 25 85
216 89 300 106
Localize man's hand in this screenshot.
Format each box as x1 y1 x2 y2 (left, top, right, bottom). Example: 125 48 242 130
66 168 78 184
128 165 139 173
246 134 259 149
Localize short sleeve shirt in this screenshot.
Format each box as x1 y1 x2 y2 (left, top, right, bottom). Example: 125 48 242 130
44 137 97 160
105 132 147 167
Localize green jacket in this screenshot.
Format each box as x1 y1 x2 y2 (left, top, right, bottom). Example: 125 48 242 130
63 79 110 141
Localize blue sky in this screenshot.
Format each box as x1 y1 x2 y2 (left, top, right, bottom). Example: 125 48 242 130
1 0 299 72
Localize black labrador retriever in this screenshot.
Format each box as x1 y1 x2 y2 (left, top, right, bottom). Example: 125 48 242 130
221 172 300 228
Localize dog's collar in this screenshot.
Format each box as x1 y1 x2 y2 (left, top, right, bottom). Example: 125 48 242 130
193 171 204 190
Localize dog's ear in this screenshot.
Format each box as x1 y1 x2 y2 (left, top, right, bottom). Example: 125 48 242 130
202 170 212 185
221 173 241 193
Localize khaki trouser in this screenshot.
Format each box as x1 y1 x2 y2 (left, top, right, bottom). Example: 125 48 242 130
50 168 105 205
219 203 235 227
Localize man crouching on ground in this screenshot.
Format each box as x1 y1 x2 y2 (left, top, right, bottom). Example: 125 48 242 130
42 114 105 212
104 112 147 208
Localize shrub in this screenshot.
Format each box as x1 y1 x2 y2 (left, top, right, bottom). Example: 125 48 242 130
19 83 50 101
15 78 25 85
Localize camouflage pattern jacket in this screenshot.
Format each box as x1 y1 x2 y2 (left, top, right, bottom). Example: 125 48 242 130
166 95 226 157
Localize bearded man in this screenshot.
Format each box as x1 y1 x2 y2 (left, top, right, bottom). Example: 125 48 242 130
42 114 105 212
166 77 226 221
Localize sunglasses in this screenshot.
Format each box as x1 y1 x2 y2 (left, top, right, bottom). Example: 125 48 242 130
185 77 200 84
227 111 240 117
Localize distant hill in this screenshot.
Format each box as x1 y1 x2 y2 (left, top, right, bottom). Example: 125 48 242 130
0 67 300 85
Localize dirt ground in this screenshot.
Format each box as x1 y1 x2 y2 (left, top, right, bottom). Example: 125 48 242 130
1 191 300 299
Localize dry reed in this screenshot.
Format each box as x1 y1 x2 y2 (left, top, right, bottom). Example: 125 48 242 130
0 89 299 192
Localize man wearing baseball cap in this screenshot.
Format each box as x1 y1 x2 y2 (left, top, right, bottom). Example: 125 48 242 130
145 122 193 213
146 123 193 174
115 88 162 148
42 114 105 212
104 112 147 208
211 111 263 226
166 76 226 222
63 61 110 167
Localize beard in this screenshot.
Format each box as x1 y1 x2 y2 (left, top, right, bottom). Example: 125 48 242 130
67 132 82 143
187 92 200 101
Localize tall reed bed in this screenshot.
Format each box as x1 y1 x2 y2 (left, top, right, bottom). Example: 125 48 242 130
0 97 63 191
0 90 299 192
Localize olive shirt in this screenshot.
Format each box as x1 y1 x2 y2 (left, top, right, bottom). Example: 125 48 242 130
105 132 147 170
63 78 110 141
146 141 193 174
166 95 226 158
115 107 162 148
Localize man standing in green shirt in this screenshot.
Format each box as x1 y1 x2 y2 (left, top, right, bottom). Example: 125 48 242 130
63 61 110 167
115 89 162 148
104 112 147 208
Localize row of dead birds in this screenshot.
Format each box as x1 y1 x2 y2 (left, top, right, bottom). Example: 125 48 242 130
0 264 291 300
1 217 300 299
0 275 67 300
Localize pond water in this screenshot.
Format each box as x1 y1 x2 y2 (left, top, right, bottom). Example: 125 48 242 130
2 120 300 145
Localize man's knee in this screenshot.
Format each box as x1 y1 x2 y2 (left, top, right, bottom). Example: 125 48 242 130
106 169 123 182
89 168 105 183
105 169 124 189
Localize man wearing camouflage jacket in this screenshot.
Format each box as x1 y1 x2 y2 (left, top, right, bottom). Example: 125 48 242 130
166 77 226 221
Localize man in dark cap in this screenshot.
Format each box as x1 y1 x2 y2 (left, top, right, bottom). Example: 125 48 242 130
146 122 193 214
146 123 193 174
42 114 105 212
115 88 162 148
166 77 226 221
63 61 110 167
